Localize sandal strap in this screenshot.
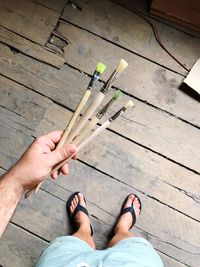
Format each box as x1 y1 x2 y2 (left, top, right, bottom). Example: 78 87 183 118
71 204 89 220
120 206 136 228
66 192 93 236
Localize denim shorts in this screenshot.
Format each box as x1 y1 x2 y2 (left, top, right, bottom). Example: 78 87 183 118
35 236 164 267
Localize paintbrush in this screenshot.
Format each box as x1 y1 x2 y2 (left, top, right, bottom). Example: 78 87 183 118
26 63 106 197
57 62 106 148
65 59 128 145
49 100 134 173
25 59 128 198
72 89 123 146
25 100 133 198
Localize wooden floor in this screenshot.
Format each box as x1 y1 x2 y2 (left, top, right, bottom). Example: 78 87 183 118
0 0 200 266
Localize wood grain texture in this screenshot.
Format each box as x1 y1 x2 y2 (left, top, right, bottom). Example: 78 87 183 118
0 0 59 45
36 104 200 222
0 44 199 173
118 0 200 38
0 224 47 267
57 21 200 128
0 2 199 267
62 0 200 75
0 26 65 68
0 123 33 169
42 178 200 267
34 0 67 13
0 75 51 132
0 80 199 265
12 178 200 266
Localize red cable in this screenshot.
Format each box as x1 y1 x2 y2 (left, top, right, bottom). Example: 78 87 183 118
111 0 189 72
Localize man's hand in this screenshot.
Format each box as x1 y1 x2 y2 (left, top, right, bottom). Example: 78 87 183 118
0 130 76 237
6 130 77 192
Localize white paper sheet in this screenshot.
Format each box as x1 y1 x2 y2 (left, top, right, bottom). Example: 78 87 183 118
184 58 200 94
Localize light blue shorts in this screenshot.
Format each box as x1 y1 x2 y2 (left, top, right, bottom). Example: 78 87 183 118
35 236 164 267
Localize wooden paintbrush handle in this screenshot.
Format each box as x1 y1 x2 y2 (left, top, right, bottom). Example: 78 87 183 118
72 116 99 146
65 92 105 144
57 90 91 148
25 120 110 198
46 120 110 174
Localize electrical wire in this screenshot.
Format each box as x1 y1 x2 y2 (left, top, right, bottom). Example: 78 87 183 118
111 0 189 72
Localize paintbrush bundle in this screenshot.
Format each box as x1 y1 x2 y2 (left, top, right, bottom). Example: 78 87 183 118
25 59 134 198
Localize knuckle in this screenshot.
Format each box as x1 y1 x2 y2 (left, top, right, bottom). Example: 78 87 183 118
35 136 43 144
59 147 68 159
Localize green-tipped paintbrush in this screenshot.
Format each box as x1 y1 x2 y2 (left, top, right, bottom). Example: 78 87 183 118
25 99 133 198
25 63 106 198
65 59 128 145
57 62 106 148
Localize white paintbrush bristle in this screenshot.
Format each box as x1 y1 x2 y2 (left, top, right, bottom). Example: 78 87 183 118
125 100 134 109
116 59 128 73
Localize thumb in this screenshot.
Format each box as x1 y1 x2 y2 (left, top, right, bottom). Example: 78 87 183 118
48 144 77 166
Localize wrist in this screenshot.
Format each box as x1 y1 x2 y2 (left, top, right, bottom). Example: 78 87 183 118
1 168 25 196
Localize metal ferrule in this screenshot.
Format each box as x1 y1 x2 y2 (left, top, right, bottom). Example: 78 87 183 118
109 106 126 122
96 98 114 119
87 71 100 90
100 70 118 94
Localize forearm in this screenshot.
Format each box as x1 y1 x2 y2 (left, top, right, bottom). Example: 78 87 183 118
0 170 23 237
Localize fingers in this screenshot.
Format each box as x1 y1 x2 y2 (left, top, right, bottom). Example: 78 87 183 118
72 153 78 160
51 169 60 179
51 163 68 179
48 144 77 166
60 163 69 175
36 130 63 150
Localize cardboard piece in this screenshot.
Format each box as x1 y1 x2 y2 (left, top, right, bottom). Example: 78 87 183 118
183 59 200 94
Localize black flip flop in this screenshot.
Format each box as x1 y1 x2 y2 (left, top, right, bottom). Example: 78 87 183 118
66 192 93 236
110 194 142 238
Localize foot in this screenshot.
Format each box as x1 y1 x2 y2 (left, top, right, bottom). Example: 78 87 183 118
70 193 91 235
114 194 141 234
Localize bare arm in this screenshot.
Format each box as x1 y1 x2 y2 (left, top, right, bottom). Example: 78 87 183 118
0 130 76 237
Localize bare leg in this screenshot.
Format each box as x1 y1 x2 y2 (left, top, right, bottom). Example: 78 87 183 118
70 193 96 249
108 195 141 248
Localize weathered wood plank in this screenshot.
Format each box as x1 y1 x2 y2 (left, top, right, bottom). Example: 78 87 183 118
62 0 200 75
12 179 200 266
0 0 59 45
0 122 33 169
157 253 187 267
0 223 47 267
35 0 67 13
0 75 52 135
0 44 200 173
36 103 200 220
0 43 87 110
1 90 200 224
57 21 200 128
0 26 65 68
0 192 184 267
0 96 199 265
42 180 199 267
35 105 200 266
112 0 200 38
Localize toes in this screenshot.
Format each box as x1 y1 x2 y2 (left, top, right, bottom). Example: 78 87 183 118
124 194 135 208
133 197 141 216
125 194 141 217
70 205 73 213
72 198 77 208
75 195 79 205
70 196 78 213
78 192 86 207
69 193 85 215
